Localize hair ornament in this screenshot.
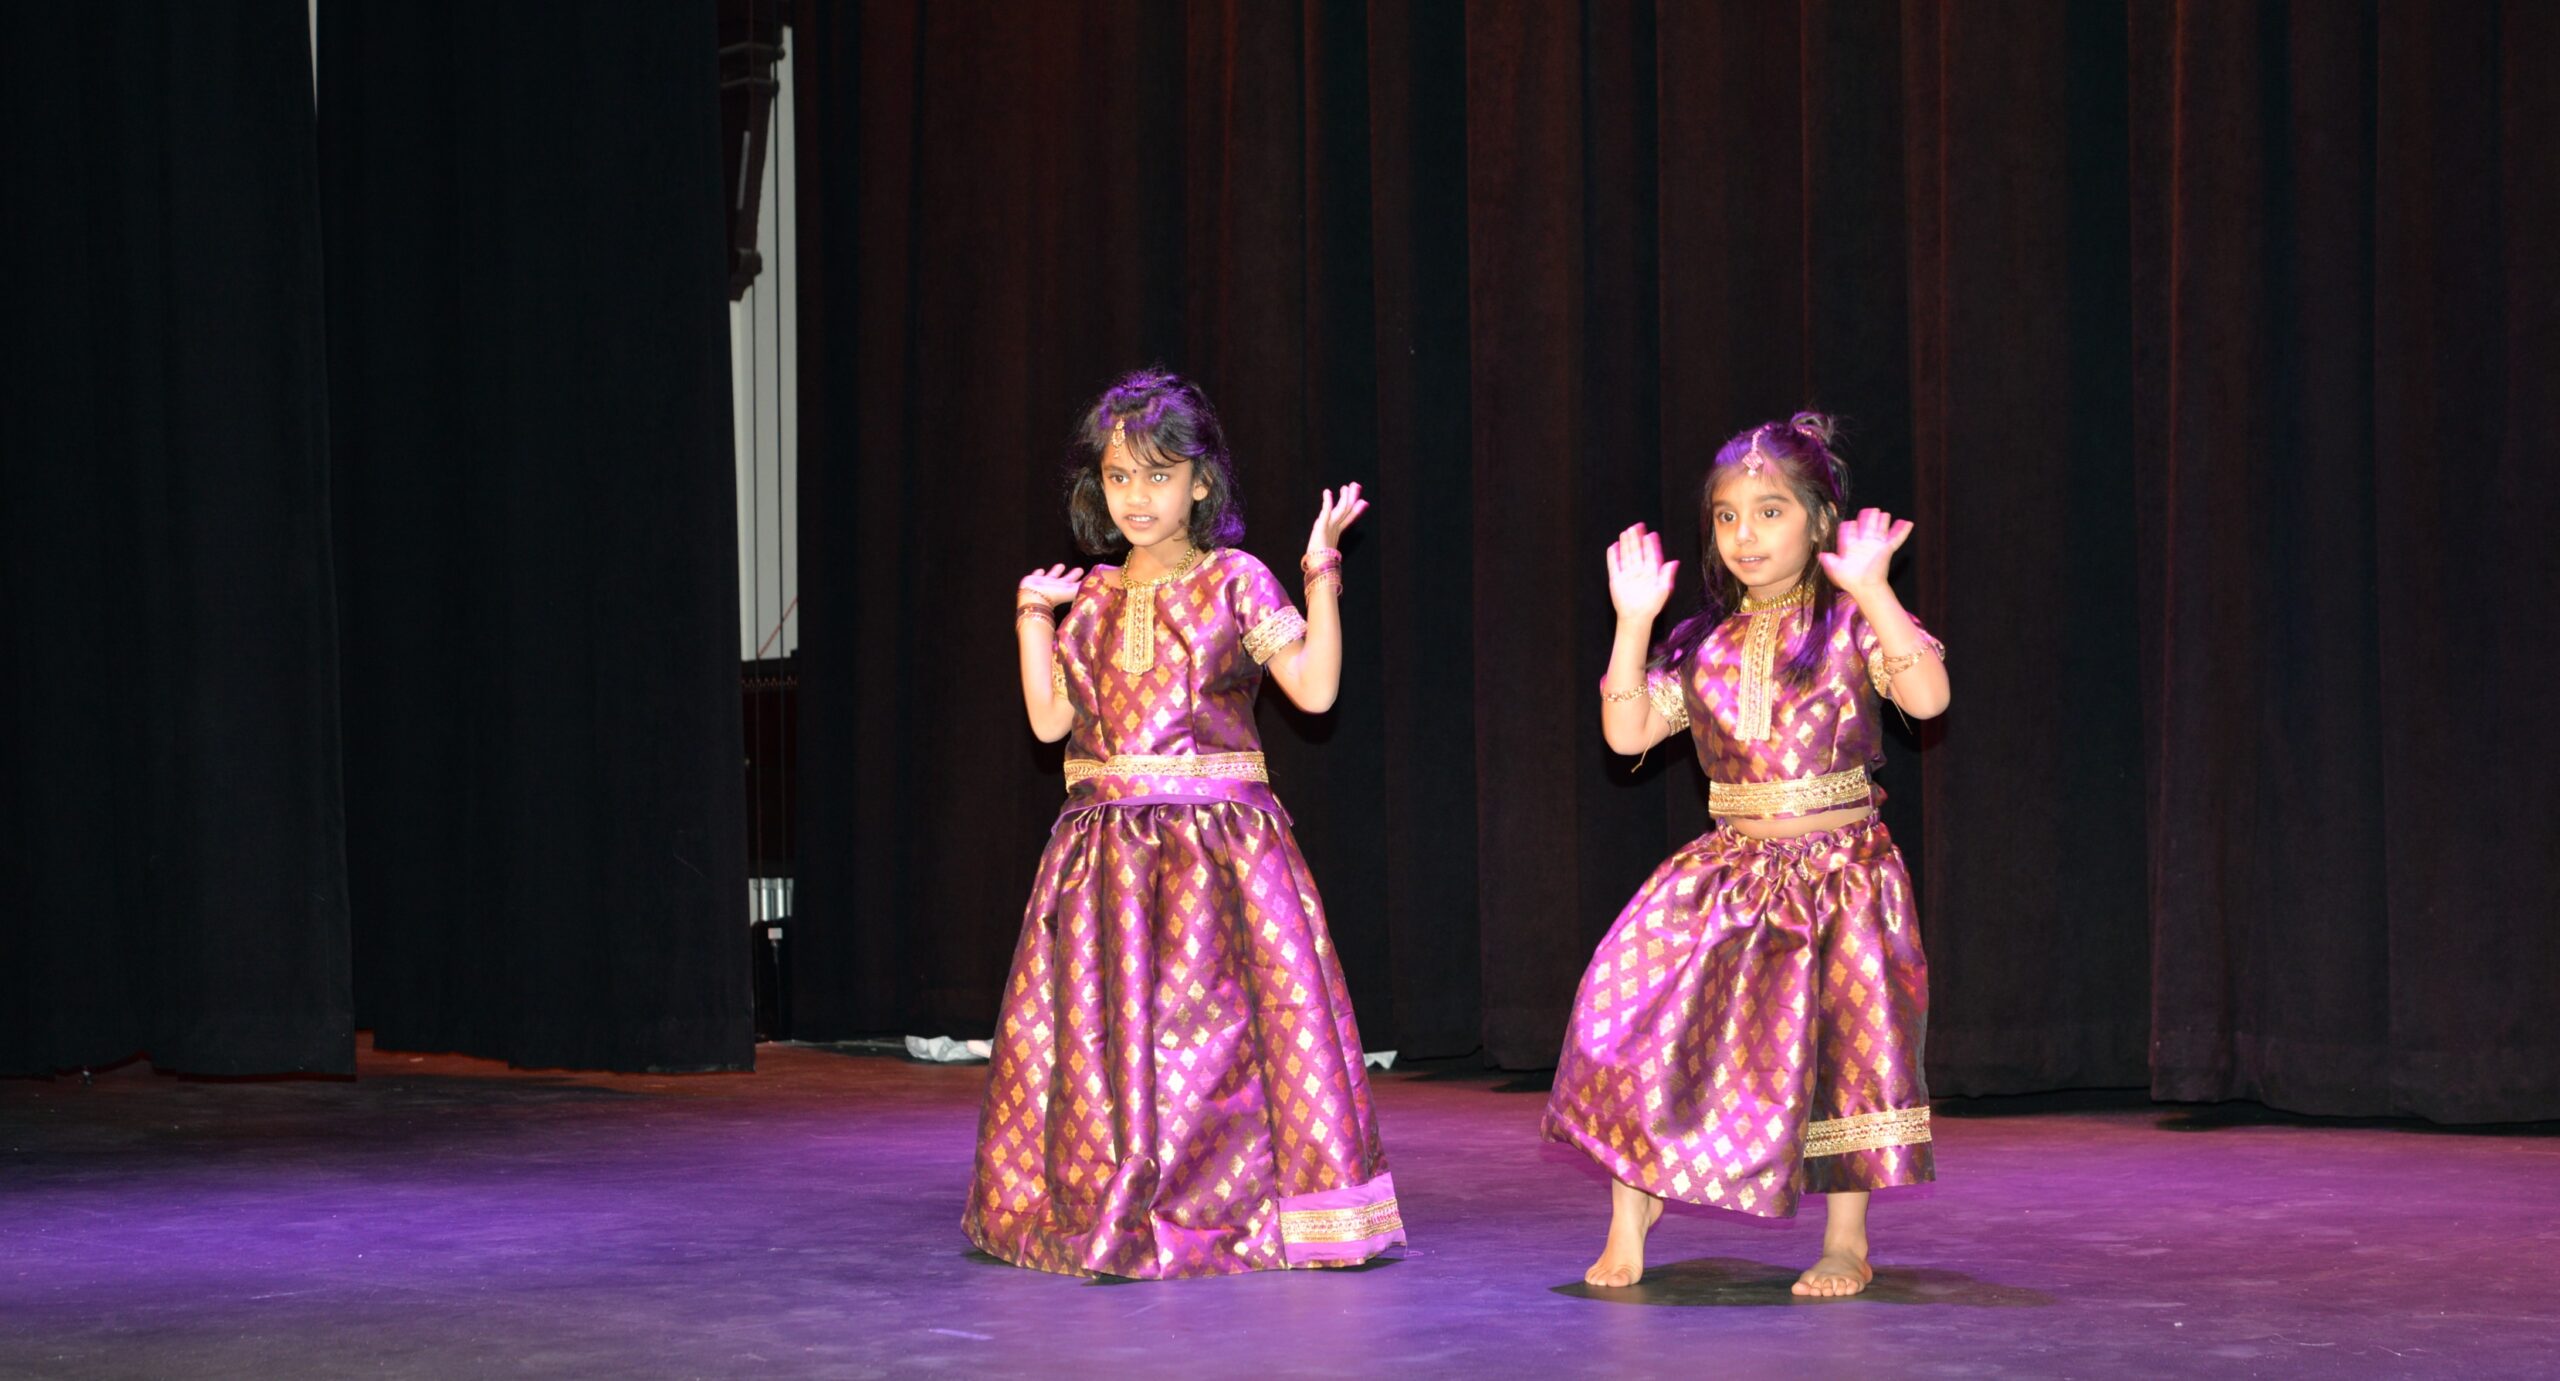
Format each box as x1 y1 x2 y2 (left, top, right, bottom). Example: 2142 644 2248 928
1741 429 1772 477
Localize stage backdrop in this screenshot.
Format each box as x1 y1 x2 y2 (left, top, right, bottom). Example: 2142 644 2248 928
0 0 352 1077
321 0 754 1072
788 0 2558 1123
0 0 754 1078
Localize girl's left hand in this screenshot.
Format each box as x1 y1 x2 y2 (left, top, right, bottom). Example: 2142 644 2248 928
1816 507 1912 595
1308 482 1369 555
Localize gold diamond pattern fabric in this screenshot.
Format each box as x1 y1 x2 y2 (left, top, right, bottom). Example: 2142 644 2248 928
1680 594 1944 821
1542 817 1934 1218
964 548 1400 1277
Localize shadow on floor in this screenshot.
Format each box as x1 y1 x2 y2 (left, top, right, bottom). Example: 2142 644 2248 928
962 1248 1408 1285
1551 1256 2056 1308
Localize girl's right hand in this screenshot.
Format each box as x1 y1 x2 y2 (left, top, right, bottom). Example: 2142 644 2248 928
1604 524 1678 622
1018 564 1086 610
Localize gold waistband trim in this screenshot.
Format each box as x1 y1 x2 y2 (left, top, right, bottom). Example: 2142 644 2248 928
1803 1105 1932 1159
1707 766 1871 818
1063 751 1270 787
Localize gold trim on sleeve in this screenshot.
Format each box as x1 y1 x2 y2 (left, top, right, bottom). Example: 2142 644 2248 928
1050 651 1068 700
1803 1105 1932 1159
1063 751 1270 787
1242 607 1308 664
1645 668 1690 731
1707 766 1871 819
1278 1196 1404 1246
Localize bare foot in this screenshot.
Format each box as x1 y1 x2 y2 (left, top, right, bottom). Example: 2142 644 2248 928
1584 1182 1664 1288
1792 1243 1873 1297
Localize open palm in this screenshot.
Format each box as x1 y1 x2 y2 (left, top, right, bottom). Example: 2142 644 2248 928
1605 524 1679 621
1309 482 1370 554
1017 563 1086 608
1816 508 1911 595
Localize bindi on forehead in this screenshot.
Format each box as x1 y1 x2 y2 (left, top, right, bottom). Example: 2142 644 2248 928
1102 446 1185 478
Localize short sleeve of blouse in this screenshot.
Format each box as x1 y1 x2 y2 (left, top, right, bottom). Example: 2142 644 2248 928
1228 551 1308 664
1644 665 1690 731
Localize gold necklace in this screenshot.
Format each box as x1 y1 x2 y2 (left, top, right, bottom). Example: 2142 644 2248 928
1737 581 1816 613
1734 580 1815 740
1112 544 1206 673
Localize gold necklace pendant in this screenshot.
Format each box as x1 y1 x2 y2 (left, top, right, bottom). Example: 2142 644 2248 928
1734 581 1816 740
1112 545 1205 674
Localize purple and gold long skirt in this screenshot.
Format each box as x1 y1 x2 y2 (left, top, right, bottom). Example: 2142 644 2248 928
1543 816 1932 1218
964 800 1403 1277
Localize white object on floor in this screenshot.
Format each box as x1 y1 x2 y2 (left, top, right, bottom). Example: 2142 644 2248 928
1363 1050 1397 1070
904 1035 993 1063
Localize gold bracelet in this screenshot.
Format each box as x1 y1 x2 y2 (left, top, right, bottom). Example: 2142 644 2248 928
1015 603 1056 625
1599 680 1646 703
1302 550 1343 599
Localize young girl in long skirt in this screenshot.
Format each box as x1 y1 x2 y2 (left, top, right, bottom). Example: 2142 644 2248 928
1544 413 1949 1297
965 369 1403 1278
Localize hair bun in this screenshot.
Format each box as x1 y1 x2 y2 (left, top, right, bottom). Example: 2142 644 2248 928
1788 412 1839 448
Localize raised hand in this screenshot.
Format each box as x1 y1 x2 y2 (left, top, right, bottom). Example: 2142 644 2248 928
1605 523 1680 622
1308 482 1369 555
1017 563 1087 609
1816 507 1912 596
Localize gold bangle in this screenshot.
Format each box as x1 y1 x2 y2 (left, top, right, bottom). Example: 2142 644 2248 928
1302 549 1343 599
1015 603 1056 625
1599 680 1645 703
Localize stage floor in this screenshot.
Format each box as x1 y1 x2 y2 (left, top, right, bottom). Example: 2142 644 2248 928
3 1041 2553 1379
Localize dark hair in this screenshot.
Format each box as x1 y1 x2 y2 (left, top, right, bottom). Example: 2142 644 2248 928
1063 369 1245 557
1649 412 1851 688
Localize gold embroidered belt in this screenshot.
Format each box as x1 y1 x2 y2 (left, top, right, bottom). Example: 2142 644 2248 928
1063 751 1270 787
1707 766 1871 819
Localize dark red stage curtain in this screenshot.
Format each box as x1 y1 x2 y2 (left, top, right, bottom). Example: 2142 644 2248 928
792 0 2556 1119
2131 0 2560 1121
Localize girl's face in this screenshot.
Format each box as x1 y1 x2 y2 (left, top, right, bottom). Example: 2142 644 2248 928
1709 469 1824 596
1102 434 1210 553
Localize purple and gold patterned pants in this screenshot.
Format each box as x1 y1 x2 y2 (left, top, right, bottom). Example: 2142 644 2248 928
1543 816 1932 1217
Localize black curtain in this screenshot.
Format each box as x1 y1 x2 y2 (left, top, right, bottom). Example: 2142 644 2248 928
0 1 352 1077
320 1 753 1072
0 0 753 1078
791 0 2557 1121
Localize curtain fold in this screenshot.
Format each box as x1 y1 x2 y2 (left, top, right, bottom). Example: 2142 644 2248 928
321 0 752 1072
793 0 2555 1119
0 0 351 1077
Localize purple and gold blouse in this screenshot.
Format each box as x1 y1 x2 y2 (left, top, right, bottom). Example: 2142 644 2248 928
1050 547 1307 821
1646 586 1943 821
